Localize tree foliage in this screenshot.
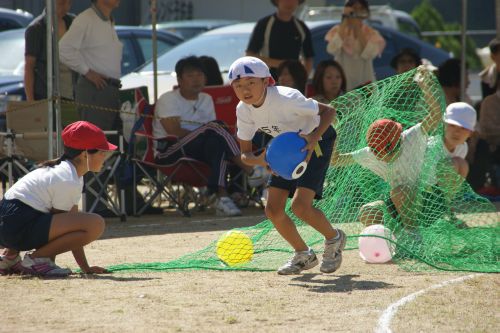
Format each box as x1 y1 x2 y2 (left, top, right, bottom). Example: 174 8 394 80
411 0 481 69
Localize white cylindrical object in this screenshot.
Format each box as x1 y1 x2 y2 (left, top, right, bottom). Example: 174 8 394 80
291 161 308 179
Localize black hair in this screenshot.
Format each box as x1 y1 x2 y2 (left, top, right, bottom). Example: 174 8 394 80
437 58 462 88
39 146 98 168
199 56 223 86
390 48 422 69
312 59 347 96
488 38 500 54
175 56 206 78
277 59 308 94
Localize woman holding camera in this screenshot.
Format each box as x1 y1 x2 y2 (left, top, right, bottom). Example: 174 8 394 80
324 0 385 91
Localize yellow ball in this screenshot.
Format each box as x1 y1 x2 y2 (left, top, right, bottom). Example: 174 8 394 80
216 230 254 266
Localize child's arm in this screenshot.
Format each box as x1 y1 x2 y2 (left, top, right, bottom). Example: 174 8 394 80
330 141 356 167
300 103 336 161
72 247 108 274
239 139 267 167
418 67 443 135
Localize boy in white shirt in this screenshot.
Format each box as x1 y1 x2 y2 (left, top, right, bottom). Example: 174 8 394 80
431 102 476 179
332 67 443 226
229 56 346 275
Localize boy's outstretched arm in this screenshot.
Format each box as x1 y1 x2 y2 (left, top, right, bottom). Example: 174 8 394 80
330 141 355 167
418 66 443 135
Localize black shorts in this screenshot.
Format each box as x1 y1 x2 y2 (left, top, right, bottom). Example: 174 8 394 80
268 126 336 200
0 199 52 251
385 186 446 225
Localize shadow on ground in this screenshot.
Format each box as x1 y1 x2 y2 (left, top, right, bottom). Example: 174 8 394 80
289 274 398 293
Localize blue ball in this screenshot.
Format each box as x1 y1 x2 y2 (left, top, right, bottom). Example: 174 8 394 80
266 132 308 180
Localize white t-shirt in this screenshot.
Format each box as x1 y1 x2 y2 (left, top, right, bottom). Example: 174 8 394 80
352 123 428 189
236 86 320 141
59 6 123 79
153 89 216 138
428 136 468 159
4 160 83 213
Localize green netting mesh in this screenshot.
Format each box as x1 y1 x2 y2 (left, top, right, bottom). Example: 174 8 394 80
109 68 500 274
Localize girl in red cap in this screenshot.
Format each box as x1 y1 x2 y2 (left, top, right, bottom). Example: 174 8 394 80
332 67 443 226
0 121 116 277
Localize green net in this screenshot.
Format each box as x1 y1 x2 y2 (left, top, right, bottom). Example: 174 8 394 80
109 68 500 274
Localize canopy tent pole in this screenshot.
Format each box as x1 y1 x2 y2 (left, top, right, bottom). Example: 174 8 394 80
497 0 500 37
460 0 467 102
46 0 54 159
152 0 158 104
46 0 63 159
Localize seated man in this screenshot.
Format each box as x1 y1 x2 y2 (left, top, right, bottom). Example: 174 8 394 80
153 56 254 216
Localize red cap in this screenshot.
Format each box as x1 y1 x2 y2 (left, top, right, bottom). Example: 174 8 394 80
366 119 402 155
62 121 117 151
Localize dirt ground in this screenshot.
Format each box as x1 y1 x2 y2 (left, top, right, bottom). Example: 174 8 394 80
1 207 499 333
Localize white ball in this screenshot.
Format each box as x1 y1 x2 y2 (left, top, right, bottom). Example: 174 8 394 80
248 166 270 188
358 224 396 264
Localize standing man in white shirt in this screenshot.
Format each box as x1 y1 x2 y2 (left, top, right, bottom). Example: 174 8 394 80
59 0 122 216
59 0 122 131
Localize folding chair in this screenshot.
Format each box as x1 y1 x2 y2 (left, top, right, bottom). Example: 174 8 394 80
82 130 127 221
131 88 211 217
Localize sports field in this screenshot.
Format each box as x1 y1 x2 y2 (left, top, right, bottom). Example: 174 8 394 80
1 206 499 333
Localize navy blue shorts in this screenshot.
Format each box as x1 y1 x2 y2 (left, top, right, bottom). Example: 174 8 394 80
0 199 52 251
268 126 336 200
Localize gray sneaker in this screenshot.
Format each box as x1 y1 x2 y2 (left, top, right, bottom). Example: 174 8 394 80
20 254 72 277
277 248 319 275
320 229 347 273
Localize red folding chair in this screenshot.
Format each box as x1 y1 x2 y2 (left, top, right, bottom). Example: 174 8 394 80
131 88 211 217
203 85 239 134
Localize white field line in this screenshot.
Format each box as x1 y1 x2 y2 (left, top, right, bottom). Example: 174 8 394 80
375 274 480 333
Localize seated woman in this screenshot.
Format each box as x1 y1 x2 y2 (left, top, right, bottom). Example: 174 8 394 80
276 59 308 95
311 59 347 104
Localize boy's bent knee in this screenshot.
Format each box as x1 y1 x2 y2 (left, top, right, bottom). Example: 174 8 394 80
290 200 311 220
265 204 286 220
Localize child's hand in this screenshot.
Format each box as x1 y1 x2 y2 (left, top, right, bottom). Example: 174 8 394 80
300 132 320 162
414 65 432 89
83 266 109 274
254 148 269 167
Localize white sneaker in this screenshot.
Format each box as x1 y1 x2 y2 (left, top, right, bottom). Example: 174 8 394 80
248 166 270 188
0 254 22 275
277 248 319 275
20 254 72 277
215 196 242 216
320 229 347 273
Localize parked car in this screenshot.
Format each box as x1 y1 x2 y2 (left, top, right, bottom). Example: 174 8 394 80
298 5 421 38
121 21 450 103
144 19 240 40
0 26 184 100
0 8 33 32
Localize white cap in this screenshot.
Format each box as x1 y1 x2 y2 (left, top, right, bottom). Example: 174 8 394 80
228 56 275 85
444 102 477 131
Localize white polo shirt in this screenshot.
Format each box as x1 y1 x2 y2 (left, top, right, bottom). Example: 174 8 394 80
4 161 83 213
59 6 122 79
153 89 216 138
352 123 429 189
236 86 320 141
